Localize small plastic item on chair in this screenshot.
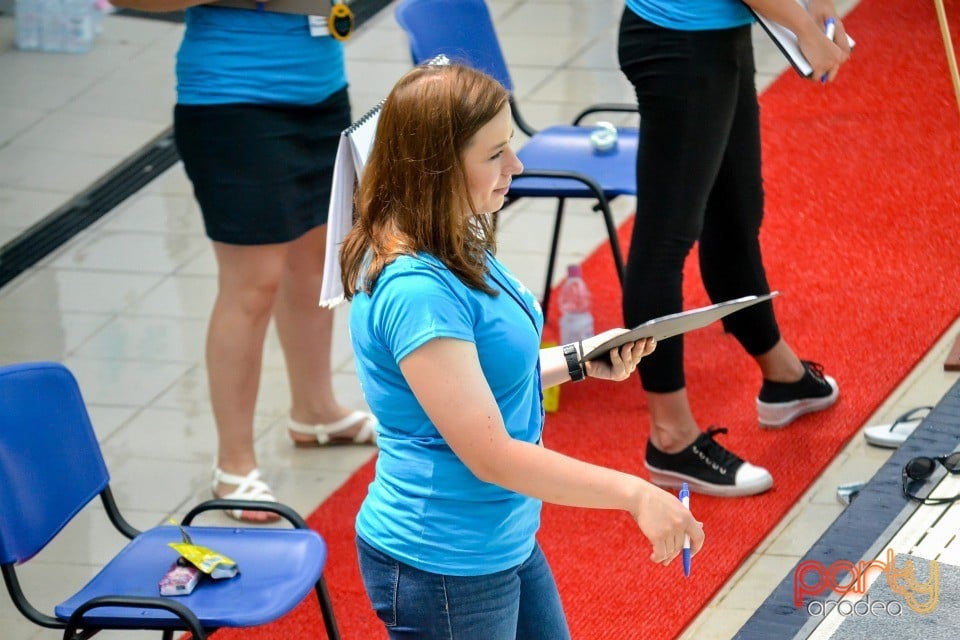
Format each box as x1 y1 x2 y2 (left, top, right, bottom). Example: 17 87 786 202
589 122 619 153
395 0 639 321
0 361 341 640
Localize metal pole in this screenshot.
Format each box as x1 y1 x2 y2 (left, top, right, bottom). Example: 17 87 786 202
933 0 960 119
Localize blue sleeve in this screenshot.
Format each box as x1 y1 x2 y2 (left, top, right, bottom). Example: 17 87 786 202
372 267 476 364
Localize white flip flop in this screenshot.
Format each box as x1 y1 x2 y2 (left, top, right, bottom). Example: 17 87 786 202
862 406 932 448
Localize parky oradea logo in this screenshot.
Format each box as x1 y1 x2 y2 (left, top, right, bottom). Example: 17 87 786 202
794 550 939 617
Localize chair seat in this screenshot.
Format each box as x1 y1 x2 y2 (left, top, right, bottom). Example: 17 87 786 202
510 125 639 198
54 525 326 629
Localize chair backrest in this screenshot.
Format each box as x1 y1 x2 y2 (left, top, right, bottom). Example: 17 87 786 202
395 0 514 93
0 362 110 564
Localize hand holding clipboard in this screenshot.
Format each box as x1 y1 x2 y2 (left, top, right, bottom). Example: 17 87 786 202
746 0 854 80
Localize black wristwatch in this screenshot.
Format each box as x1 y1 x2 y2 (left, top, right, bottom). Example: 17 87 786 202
563 343 586 382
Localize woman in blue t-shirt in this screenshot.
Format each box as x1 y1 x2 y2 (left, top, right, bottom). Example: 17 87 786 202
108 0 377 522
339 62 705 640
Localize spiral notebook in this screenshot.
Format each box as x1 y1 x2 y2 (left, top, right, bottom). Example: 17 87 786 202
318 55 451 307
318 99 384 307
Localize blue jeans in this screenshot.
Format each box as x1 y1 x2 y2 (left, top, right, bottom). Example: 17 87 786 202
356 536 571 640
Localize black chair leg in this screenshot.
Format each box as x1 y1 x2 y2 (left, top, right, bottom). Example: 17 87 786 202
510 170 625 326
315 576 341 640
596 201 625 283
542 198 567 324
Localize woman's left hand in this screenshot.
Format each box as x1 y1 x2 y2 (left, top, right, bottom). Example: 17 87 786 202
581 329 655 381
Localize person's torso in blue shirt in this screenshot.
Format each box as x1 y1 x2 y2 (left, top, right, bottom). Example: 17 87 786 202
351 253 544 576
176 6 347 105
625 0 754 30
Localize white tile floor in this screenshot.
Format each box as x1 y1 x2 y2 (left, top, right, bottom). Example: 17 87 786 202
1 1 958 639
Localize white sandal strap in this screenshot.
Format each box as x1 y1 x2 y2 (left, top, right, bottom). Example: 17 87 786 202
287 420 318 437
346 413 378 443
212 467 276 502
289 410 378 445
317 410 376 441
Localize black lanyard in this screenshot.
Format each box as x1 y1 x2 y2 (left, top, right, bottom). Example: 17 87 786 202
485 254 546 435
486 254 540 334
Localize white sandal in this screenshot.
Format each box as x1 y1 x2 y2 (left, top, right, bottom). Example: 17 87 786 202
211 467 280 522
288 410 378 447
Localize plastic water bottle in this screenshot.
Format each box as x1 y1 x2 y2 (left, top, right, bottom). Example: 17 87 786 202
62 0 94 53
14 0 43 51
558 264 594 346
92 0 113 36
41 0 66 52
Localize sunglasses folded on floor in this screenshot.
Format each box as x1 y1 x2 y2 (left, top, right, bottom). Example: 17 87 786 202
901 451 960 505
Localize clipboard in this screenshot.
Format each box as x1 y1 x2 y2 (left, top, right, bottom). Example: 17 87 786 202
581 292 780 363
747 1 855 78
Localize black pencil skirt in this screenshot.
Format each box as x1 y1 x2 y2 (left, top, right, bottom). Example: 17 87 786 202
174 86 351 245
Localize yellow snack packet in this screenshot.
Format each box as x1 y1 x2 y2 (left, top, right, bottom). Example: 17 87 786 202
168 520 239 580
168 542 239 579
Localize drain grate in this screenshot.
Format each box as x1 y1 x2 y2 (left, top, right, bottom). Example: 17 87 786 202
0 129 179 290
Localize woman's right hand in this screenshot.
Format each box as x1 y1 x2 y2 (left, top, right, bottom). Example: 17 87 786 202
632 482 705 566
796 3 851 82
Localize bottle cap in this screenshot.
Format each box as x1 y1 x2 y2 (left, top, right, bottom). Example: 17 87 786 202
567 264 583 278
589 122 618 153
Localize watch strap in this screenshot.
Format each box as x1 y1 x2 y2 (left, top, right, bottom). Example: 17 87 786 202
563 343 586 382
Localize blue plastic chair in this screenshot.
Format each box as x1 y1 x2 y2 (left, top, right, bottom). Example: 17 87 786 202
0 361 341 640
395 0 639 319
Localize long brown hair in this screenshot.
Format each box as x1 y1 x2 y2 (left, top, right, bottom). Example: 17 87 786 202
339 63 510 299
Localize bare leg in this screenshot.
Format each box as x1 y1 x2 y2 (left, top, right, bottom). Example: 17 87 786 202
754 339 805 383
647 340 806 453
208 240 287 522
272 224 367 442
646 388 702 454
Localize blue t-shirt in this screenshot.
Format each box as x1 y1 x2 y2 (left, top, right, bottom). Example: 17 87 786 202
176 7 347 105
625 0 754 30
351 253 545 576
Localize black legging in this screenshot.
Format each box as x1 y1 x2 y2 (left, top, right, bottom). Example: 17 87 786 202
618 9 781 394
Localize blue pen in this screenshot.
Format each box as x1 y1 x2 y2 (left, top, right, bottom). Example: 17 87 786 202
679 482 691 577
824 17 837 42
821 18 837 83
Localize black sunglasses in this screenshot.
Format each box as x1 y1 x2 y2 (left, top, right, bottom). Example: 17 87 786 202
901 452 960 505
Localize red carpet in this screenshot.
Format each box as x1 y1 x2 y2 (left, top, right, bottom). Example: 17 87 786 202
213 0 960 637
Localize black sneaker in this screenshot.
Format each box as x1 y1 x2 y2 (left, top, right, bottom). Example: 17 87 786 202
756 360 839 428
644 427 773 497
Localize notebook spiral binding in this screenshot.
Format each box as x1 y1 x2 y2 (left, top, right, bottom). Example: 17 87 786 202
344 98 386 136
342 54 448 136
